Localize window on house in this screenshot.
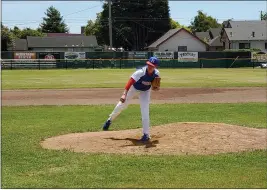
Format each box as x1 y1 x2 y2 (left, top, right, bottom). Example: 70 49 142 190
178 46 187 51
239 43 250 49
265 43 267 49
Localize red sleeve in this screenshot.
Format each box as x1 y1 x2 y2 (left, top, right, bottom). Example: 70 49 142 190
125 77 136 90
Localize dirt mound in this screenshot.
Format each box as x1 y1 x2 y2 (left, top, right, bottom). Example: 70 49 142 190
40 122 266 155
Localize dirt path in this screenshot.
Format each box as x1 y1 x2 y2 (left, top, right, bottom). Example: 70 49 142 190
41 122 267 155
2 87 266 106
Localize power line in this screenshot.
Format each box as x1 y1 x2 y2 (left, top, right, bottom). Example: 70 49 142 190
64 4 102 17
3 17 241 23
3 3 103 27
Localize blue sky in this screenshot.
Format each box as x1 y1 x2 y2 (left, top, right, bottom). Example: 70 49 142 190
2 1 266 33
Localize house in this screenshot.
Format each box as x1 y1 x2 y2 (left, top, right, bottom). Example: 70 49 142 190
26 35 98 52
195 32 210 42
208 36 224 51
9 35 99 52
8 39 28 51
46 26 86 37
220 20 267 51
147 28 209 52
46 33 85 37
195 28 224 51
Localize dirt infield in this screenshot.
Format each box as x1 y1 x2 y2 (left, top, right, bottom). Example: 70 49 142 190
41 122 267 155
2 87 266 106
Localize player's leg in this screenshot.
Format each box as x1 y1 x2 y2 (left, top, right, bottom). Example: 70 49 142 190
139 89 151 141
103 86 137 130
109 86 137 120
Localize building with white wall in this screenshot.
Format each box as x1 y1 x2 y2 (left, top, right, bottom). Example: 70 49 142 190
147 28 209 52
221 20 267 52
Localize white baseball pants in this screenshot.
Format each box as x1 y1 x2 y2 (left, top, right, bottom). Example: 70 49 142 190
108 86 151 135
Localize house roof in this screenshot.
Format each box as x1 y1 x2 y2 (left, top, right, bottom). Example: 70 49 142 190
195 32 210 41
209 36 223 47
225 20 267 41
27 36 98 48
148 28 209 48
209 28 221 38
46 33 85 37
8 39 28 50
148 28 181 48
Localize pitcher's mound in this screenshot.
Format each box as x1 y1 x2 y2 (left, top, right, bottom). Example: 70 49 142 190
40 122 266 155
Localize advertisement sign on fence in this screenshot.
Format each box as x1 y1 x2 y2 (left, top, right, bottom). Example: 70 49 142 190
251 52 267 62
39 52 60 63
178 52 198 62
64 52 86 60
128 52 148 63
153 52 174 59
13 52 37 62
14 52 36 59
128 52 148 59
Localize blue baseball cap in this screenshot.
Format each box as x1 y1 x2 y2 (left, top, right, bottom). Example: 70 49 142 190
146 56 159 67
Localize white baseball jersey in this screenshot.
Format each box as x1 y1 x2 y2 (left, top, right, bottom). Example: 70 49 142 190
131 66 160 91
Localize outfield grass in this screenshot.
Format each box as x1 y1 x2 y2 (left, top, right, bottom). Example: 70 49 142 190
2 103 266 188
2 68 266 89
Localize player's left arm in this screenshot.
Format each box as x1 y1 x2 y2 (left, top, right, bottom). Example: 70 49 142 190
152 70 161 91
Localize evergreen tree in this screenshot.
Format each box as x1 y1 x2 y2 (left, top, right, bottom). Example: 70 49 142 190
260 11 267 20
40 6 69 33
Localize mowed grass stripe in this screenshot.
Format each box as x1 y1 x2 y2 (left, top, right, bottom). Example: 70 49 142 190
2 68 266 89
1 103 266 188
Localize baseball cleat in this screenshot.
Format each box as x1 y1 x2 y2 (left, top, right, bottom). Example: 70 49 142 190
102 119 111 131
140 133 151 142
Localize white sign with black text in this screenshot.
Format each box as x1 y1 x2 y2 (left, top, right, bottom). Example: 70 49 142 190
178 52 198 62
153 52 174 59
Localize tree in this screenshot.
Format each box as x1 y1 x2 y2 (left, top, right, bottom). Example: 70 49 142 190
10 26 21 38
10 27 44 39
40 6 69 33
1 24 13 51
260 11 267 20
170 19 192 32
84 13 104 45
20 28 44 39
189 10 221 33
84 20 96 35
98 0 171 51
170 19 179 29
85 13 101 35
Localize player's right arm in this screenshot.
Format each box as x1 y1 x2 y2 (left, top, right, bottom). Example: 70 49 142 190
120 69 144 103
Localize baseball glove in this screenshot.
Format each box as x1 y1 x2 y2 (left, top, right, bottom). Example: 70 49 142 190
151 77 161 91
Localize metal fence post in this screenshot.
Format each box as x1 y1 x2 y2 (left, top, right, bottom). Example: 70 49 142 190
11 59 13 70
120 58 122 69
38 59 41 70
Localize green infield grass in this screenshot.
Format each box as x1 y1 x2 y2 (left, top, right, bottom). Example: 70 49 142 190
2 103 266 188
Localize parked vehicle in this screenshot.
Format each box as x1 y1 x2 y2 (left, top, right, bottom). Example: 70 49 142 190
261 63 267 68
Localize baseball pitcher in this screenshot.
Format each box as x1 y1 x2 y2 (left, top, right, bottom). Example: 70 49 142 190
102 56 161 142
